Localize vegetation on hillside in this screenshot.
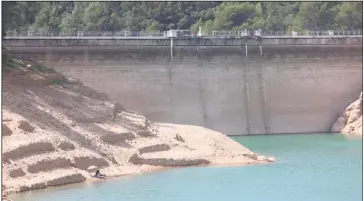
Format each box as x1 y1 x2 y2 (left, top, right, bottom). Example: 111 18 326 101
2 1 362 36
2 49 70 86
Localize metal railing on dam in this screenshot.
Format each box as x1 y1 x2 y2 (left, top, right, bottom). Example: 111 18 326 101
4 29 363 38
4 35 363 40
3 34 362 51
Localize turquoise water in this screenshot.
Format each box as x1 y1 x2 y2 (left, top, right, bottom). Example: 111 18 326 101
10 134 362 201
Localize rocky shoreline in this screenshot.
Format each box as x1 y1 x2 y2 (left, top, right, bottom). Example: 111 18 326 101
331 92 363 136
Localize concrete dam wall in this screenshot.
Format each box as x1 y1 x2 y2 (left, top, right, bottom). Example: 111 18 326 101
4 39 362 135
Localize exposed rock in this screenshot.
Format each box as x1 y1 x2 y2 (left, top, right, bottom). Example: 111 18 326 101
129 154 210 166
100 132 135 145
331 92 362 135
342 116 362 135
267 157 276 162
2 124 12 136
47 174 86 187
72 156 109 170
331 116 346 132
137 130 153 137
255 155 266 161
27 158 72 173
3 142 55 161
144 119 151 129
139 144 171 154
58 141 75 151
19 182 46 192
9 168 25 178
17 120 35 132
29 182 47 190
175 134 185 142
112 102 124 121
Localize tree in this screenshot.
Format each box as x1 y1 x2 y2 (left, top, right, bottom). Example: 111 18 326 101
333 2 362 30
2 1 362 34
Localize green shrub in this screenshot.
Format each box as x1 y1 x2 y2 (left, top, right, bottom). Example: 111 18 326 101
30 64 55 73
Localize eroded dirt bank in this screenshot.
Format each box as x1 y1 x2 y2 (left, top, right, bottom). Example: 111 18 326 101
2 64 274 196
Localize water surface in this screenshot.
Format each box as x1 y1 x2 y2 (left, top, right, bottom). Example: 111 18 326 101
10 133 362 201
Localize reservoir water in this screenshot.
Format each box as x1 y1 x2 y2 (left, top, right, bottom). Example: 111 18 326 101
10 133 362 201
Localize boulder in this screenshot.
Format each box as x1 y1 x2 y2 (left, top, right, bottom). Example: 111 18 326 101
175 134 185 142
267 157 276 162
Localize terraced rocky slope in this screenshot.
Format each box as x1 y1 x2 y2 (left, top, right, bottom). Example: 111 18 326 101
2 63 274 196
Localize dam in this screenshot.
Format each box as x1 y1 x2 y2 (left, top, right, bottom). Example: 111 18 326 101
3 35 363 135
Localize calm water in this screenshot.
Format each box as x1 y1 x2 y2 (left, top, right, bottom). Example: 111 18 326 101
10 133 362 201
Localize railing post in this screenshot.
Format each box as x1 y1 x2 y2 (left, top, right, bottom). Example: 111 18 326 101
329 30 333 37
170 37 173 59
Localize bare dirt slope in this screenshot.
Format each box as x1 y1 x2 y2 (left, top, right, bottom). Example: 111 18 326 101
331 92 362 136
2 65 274 195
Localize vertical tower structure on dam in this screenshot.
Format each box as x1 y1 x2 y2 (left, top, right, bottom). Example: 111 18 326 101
3 36 363 135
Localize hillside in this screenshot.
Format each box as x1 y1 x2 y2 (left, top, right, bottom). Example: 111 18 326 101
3 2 362 37
2 59 274 196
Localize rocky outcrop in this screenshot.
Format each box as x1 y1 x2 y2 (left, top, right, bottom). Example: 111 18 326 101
17 120 35 132
72 156 109 170
3 142 55 162
100 132 135 145
27 158 72 173
129 154 210 166
175 134 185 142
17 173 86 191
19 182 47 192
9 168 25 178
2 124 12 136
139 144 171 154
47 174 86 187
137 130 153 137
331 92 362 135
